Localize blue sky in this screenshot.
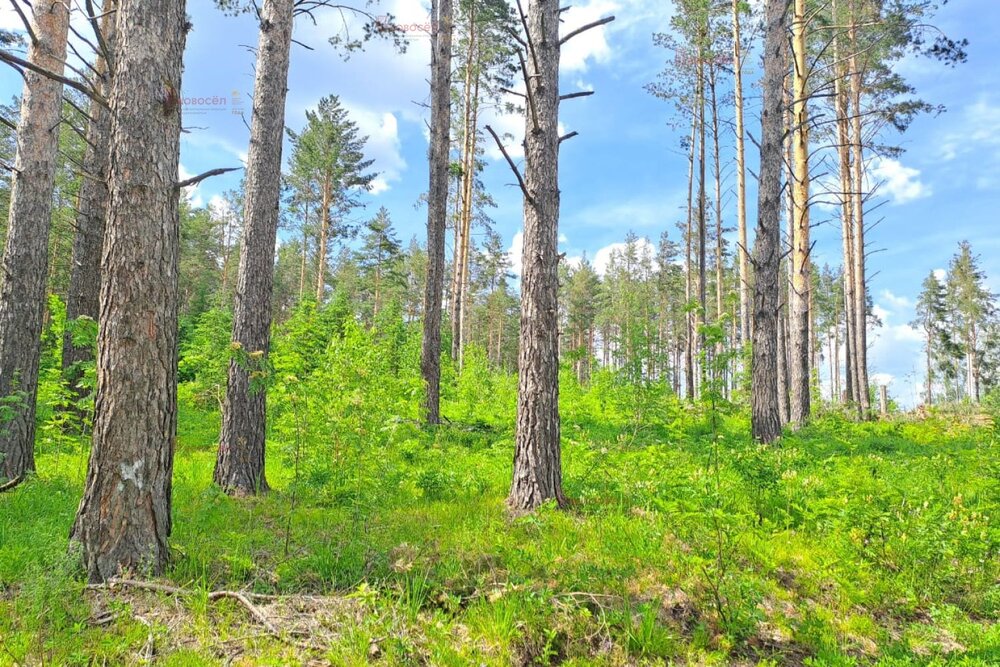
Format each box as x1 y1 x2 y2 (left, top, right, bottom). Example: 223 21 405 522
1 0 998 405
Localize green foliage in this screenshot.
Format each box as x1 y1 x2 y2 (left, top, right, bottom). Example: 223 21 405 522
7 300 1000 664
178 307 233 409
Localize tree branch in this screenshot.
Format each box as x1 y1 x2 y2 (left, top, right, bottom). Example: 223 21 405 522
0 48 108 107
177 167 242 190
560 15 615 46
485 124 533 205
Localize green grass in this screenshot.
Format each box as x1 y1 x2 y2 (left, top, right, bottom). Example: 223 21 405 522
1 391 999 665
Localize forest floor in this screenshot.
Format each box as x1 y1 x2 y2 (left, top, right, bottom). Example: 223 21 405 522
1 397 998 666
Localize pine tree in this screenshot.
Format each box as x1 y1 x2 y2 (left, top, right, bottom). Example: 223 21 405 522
71 0 188 581
750 0 787 444
286 96 376 304
913 271 949 405
0 0 70 484
422 0 455 425
946 242 994 403
565 259 601 384
356 207 404 322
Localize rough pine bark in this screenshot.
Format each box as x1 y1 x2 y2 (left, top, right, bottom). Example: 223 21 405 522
62 1 116 405
508 0 565 512
421 0 453 424
71 0 188 582
216 0 294 495
0 0 70 483
778 308 791 424
750 0 787 444
788 0 811 427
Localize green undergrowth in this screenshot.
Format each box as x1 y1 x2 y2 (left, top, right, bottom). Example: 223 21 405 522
2 397 998 665
1 308 998 664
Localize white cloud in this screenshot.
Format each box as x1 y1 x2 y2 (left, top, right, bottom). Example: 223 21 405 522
871 373 895 388
207 194 232 216
481 99 525 161
346 108 405 195
879 289 911 311
870 157 930 205
592 236 655 276
181 131 249 166
569 191 686 230
868 292 926 407
937 98 1000 165
560 0 618 74
933 268 947 281
0 6 22 32
506 230 524 277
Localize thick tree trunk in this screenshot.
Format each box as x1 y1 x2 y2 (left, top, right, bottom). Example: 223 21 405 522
0 0 70 483
71 0 187 582
508 0 565 512
788 0 811 427
732 0 750 347
62 2 116 409
216 0 294 496
750 0 787 444
421 0 453 424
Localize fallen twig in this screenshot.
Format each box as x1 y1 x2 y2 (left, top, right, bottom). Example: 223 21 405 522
135 614 154 663
89 581 272 632
0 475 25 493
207 590 279 635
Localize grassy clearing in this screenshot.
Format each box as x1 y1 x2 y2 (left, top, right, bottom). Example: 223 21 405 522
1 388 998 665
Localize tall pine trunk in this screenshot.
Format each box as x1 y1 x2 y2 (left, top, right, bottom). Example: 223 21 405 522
788 0 811 427
71 0 187 581
62 2 116 409
833 8 857 404
452 3 477 365
315 176 331 302
508 0 565 512
421 0 454 424
848 0 871 416
0 0 70 483
750 0 787 444
684 110 696 401
732 0 750 347
215 0 294 495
